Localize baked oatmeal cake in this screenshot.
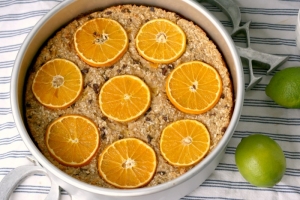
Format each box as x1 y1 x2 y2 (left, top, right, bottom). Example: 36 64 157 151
24 4 233 188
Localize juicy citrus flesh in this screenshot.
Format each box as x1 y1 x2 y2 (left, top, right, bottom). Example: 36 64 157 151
45 115 100 167
266 66 300 108
74 18 128 67
135 18 186 64
160 119 210 167
32 58 83 109
98 138 157 188
99 75 151 122
235 134 286 187
166 61 222 114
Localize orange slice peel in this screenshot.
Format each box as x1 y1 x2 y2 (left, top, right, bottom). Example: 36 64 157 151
98 138 157 188
160 119 210 167
166 61 222 114
135 18 186 64
74 18 128 67
45 115 100 167
32 58 83 109
99 75 151 122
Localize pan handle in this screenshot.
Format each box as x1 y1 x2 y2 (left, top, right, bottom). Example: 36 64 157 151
0 157 60 200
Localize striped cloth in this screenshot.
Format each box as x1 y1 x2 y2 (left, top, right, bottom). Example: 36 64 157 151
0 0 300 199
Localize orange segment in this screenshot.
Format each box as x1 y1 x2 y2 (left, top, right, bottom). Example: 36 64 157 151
45 115 100 167
135 19 186 64
32 58 83 109
166 61 222 114
160 119 210 167
98 138 157 188
74 18 128 67
99 75 151 122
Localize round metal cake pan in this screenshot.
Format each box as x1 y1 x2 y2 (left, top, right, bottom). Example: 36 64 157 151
9 0 244 199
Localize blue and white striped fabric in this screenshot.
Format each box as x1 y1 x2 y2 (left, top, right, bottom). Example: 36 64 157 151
0 0 300 199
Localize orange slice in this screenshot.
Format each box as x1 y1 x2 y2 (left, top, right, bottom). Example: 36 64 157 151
98 138 157 188
45 115 100 167
135 18 186 64
74 18 128 67
32 58 83 109
99 75 151 122
166 61 222 114
160 119 210 167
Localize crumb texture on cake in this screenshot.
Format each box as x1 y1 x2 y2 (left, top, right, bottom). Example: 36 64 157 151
25 4 233 188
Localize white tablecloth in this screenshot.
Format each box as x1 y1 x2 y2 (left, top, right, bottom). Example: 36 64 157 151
1 0 300 199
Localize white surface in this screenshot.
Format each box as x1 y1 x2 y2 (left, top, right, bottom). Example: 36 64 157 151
297 9 300 50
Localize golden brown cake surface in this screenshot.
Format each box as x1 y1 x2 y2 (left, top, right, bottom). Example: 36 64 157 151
25 4 233 188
